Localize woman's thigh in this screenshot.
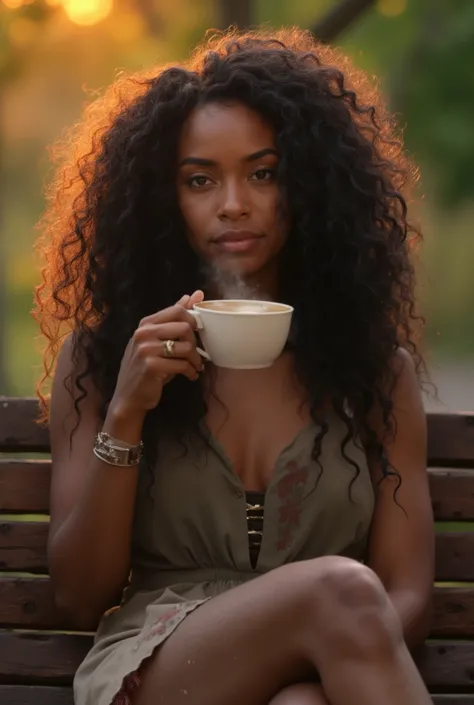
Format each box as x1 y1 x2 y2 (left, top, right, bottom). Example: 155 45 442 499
134 556 383 705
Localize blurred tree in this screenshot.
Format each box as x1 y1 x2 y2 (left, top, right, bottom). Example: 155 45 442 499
0 0 55 394
311 0 376 42
134 0 163 35
392 0 474 206
217 0 253 28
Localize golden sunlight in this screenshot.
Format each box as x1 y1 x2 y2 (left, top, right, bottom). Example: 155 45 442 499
61 0 113 26
377 0 407 17
2 0 29 9
9 17 36 46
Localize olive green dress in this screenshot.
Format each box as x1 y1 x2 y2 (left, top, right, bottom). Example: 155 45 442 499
73 411 375 705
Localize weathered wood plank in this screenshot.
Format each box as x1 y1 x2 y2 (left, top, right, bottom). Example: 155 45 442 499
0 685 73 705
2 399 474 466
428 413 474 468
0 632 472 688
432 587 474 638
0 685 471 705
0 577 121 631
2 460 474 520
0 461 51 514
0 575 473 638
0 521 49 573
2 520 474 580
431 698 474 704
435 533 474 582
0 632 91 684
0 577 73 630
415 641 474 690
0 398 49 453
429 468 474 521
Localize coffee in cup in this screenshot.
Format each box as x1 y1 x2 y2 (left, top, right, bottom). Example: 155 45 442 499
190 299 294 369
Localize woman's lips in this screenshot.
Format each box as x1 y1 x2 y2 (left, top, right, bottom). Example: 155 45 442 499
212 230 263 254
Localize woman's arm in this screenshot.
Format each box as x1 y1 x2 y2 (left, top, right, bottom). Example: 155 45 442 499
48 336 145 630
48 295 204 630
365 348 435 650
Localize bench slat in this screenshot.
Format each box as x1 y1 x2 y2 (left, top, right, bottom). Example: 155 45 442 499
2 521 474 581
2 459 474 520
0 632 90 685
0 398 49 453
0 686 471 705
0 461 51 514
429 468 474 521
435 533 474 582
0 685 73 705
432 699 474 704
415 641 474 691
0 631 471 688
0 577 76 631
428 413 474 468
0 577 473 636
2 398 474 467
0 521 49 574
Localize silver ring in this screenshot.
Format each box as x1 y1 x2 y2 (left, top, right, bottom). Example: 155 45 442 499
162 339 175 358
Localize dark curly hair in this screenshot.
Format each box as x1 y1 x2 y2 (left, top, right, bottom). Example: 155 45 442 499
34 27 425 487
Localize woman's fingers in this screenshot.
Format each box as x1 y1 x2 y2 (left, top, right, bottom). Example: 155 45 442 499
186 289 205 308
139 304 197 330
137 339 203 373
177 294 191 307
147 355 202 382
140 291 204 326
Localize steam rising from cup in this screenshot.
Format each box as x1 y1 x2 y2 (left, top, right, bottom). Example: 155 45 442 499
203 262 262 301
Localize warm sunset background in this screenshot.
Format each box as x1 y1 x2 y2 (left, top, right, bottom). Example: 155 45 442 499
1 0 474 409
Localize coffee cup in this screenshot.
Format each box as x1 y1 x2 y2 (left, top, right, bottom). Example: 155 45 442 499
190 299 294 369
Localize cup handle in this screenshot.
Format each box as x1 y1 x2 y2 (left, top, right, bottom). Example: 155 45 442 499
189 310 211 362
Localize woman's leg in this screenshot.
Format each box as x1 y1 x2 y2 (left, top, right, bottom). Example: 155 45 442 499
269 683 330 705
134 556 431 705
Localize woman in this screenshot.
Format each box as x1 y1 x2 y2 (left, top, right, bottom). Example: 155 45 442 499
35 28 435 705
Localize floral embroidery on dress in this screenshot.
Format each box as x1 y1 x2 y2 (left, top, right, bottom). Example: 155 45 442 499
132 605 182 652
132 599 206 654
276 460 309 552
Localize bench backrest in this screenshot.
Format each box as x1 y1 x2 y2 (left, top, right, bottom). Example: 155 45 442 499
1 397 474 703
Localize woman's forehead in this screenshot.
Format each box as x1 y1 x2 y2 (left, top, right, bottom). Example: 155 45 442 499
178 102 276 162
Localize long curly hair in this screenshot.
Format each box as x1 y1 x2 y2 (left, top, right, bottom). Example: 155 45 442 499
34 27 425 484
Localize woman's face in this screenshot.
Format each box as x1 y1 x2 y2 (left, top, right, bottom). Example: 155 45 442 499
176 101 288 286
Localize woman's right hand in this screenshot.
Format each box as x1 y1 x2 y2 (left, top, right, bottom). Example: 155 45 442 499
110 290 205 418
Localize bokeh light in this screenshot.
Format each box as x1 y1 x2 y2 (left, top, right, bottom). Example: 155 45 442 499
8 17 36 46
2 0 30 9
2 0 113 25
61 0 113 26
377 0 407 18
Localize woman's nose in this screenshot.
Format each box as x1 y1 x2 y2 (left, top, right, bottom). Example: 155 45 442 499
217 181 250 220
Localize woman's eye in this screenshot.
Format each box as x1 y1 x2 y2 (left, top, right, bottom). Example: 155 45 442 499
187 175 211 187
251 168 275 181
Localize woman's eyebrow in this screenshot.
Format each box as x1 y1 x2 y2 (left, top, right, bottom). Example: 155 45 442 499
244 148 278 162
179 148 278 168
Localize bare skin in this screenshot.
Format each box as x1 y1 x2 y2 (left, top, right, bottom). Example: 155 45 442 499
49 101 434 704
135 557 431 705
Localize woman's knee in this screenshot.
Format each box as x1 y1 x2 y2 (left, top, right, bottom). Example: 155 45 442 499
293 556 403 656
269 682 329 705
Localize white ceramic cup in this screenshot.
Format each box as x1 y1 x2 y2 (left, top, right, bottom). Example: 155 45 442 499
190 299 294 370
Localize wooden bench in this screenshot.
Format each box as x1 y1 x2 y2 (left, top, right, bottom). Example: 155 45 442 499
1 396 474 704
